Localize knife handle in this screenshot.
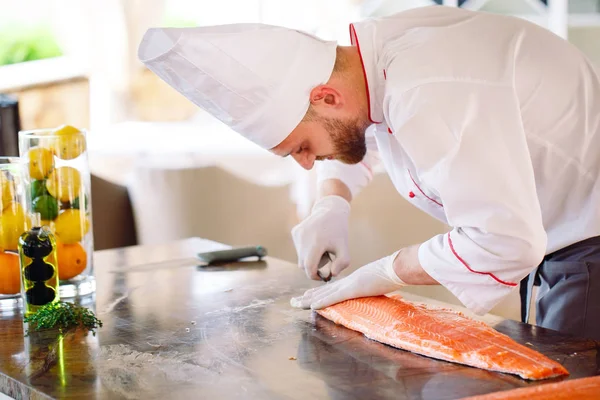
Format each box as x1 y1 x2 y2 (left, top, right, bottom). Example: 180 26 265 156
196 246 267 264
317 252 333 282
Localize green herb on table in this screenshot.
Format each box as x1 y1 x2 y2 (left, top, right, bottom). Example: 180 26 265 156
24 301 103 336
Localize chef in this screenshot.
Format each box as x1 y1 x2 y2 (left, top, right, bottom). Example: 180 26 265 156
138 5 600 340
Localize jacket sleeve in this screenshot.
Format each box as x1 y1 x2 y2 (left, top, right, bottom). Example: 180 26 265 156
316 125 380 200
389 81 547 315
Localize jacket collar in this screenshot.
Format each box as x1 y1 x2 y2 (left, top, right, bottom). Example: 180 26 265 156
349 21 385 124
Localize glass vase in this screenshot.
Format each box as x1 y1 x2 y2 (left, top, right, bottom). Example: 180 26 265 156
19 126 95 298
0 157 27 311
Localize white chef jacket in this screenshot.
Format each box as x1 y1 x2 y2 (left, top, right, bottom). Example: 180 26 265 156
317 6 600 315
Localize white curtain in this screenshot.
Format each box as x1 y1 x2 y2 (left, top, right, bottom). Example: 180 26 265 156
49 0 166 131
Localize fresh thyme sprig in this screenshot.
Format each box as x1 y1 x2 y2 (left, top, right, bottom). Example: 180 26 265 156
23 301 103 336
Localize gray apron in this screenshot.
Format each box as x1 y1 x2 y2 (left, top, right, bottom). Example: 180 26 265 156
520 235 600 341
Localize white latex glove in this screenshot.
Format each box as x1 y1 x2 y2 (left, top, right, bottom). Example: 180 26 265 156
290 251 406 310
291 195 351 280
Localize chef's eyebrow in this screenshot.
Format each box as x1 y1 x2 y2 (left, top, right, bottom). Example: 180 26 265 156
281 148 297 158
281 142 305 158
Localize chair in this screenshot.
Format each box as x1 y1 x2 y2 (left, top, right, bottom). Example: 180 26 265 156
90 174 138 250
0 94 21 157
126 164 299 262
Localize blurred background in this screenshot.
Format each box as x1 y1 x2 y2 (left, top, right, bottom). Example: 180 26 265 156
1 0 599 320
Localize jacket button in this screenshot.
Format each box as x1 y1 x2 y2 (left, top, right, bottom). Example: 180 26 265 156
409 191 415 198
388 127 393 134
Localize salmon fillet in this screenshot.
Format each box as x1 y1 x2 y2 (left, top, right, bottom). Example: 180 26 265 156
461 375 600 399
315 295 568 380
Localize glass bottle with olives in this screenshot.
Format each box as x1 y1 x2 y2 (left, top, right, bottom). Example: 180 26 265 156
18 216 59 316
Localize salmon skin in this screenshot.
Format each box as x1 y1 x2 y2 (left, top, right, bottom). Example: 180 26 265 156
315 295 569 380
461 375 600 399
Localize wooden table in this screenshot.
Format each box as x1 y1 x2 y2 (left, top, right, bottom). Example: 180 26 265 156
0 238 598 399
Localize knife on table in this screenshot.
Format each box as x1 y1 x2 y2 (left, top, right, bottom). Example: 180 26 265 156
201 247 333 281
196 246 268 264
109 245 267 273
110 245 335 280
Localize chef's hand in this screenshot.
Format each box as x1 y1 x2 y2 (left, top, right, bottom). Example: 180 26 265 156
290 251 406 309
291 195 351 280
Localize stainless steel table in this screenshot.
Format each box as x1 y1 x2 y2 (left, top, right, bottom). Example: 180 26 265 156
1 238 598 399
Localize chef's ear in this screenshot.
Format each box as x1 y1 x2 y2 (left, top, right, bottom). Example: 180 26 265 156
309 85 343 108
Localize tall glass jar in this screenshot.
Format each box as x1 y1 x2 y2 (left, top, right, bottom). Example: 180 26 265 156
19 126 95 298
0 157 28 311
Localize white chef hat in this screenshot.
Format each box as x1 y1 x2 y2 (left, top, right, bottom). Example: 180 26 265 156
137 23 337 149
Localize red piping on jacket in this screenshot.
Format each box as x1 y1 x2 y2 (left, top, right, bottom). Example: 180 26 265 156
447 232 518 287
360 161 373 179
349 24 382 124
407 169 443 207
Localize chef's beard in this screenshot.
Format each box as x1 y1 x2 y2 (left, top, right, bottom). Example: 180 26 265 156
317 116 369 164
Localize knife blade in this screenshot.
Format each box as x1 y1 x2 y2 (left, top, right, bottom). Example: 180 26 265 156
108 245 267 273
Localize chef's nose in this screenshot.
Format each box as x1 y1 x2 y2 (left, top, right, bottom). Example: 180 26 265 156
292 152 315 170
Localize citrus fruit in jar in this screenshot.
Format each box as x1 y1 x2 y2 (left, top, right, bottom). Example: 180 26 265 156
0 203 27 251
28 147 54 180
32 195 59 221
46 167 82 203
51 125 86 160
54 209 90 244
0 173 15 211
0 251 20 295
57 242 87 280
30 179 49 200
71 194 88 211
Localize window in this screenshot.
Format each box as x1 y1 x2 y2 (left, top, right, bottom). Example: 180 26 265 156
0 0 63 66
